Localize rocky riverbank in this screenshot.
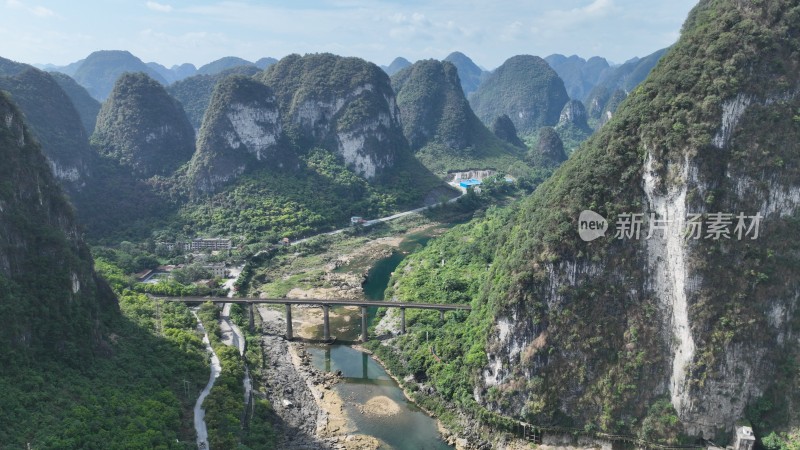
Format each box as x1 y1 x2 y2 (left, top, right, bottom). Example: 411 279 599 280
356 342 539 450
257 307 384 450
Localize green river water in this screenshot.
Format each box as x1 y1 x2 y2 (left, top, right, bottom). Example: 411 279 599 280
306 228 454 449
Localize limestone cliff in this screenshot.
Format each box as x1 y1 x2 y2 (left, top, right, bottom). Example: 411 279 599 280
0 59 95 191
0 92 114 358
260 53 406 180
555 99 593 154
188 75 286 193
477 0 800 439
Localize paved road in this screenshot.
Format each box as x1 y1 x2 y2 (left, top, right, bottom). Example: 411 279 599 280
289 185 466 246
219 266 252 408
220 302 251 405
192 311 221 450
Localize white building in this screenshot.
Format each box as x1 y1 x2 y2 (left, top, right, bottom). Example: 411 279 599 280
205 263 227 278
734 426 755 450
191 238 232 250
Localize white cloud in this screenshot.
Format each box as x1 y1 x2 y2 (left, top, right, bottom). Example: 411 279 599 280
146 1 173 13
583 0 613 15
5 0 57 18
30 5 53 17
540 0 616 27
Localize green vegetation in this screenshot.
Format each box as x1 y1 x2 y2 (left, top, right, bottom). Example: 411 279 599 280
0 166 209 449
91 72 195 178
762 429 800 450
391 59 533 176
0 289 208 448
491 114 526 148
197 56 255 76
72 153 175 242
167 65 262 130
584 48 667 129
71 50 168 101
364 204 509 412
525 127 567 168
382 56 411 76
469 55 569 136
195 302 278 449
0 92 107 360
180 148 447 243
554 100 593 154
0 63 95 190
370 0 800 442
544 54 611 102
186 73 284 194
443 51 485 96
48 71 101 135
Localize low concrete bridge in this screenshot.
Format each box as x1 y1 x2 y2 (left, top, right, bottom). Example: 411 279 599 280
152 296 471 342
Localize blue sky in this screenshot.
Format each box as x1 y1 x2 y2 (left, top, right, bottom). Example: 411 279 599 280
1 0 699 70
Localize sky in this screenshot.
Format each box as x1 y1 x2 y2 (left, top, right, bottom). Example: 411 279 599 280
1 0 699 70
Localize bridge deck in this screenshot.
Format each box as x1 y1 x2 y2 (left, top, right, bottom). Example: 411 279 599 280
153 296 471 311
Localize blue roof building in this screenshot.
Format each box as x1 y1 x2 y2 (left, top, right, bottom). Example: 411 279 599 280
459 178 482 188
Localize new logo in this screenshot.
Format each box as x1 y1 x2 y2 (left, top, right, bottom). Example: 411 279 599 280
578 210 607 242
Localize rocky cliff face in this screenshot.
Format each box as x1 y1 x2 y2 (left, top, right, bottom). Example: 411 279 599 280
476 0 800 439
555 99 593 154
260 53 405 180
167 65 263 131
92 72 195 178
188 75 286 193
0 92 114 358
0 61 95 191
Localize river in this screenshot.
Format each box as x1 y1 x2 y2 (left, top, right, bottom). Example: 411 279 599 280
308 345 452 450
307 229 454 449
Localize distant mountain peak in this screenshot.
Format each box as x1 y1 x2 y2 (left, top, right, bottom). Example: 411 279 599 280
382 57 411 76
71 50 168 100
197 56 255 76
444 51 485 96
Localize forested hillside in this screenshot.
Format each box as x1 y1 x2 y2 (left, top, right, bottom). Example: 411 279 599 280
375 0 800 444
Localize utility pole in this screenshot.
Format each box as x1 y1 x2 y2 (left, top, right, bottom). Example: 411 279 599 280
155 300 162 336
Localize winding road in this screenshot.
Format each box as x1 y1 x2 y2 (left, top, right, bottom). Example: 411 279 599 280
192 311 221 450
188 185 468 446
289 184 466 246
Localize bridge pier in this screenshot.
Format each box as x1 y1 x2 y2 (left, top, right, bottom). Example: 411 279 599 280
285 303 293 340
323 304 331 342
361 306 368 342
248 303 255 332
400 307 406 334
439 310 444 322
